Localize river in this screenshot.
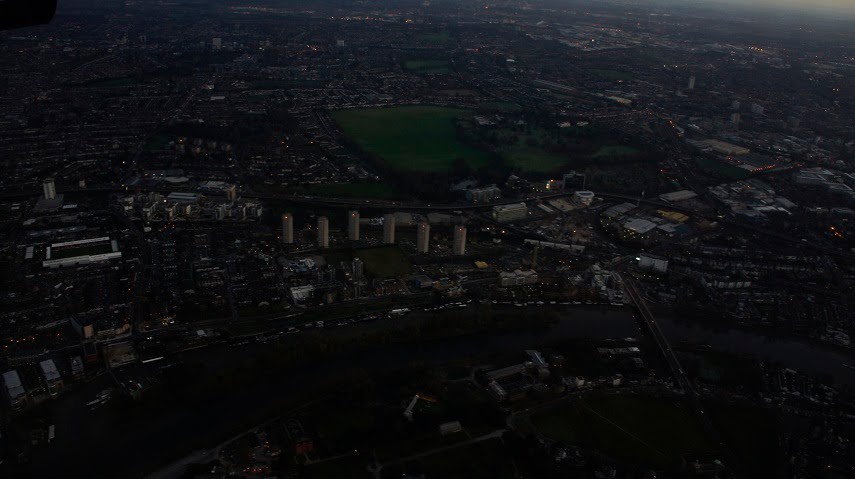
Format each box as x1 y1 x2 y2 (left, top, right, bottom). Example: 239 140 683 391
655 314 855 389
5 304 854 478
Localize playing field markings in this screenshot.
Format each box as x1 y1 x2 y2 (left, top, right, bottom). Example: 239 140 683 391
580 400 669 461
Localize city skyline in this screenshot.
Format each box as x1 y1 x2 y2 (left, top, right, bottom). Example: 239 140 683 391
0 0 852 477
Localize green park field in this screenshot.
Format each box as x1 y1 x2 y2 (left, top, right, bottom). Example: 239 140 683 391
532 395 716 469
325 245 412 279
420 32 451 44
404 59 450 74
591 145 640 158
331 106 489 172
501 145 570 173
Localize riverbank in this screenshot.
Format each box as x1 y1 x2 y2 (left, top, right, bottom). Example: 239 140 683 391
3 305 636 478
7 301 854 477
655 314 855 389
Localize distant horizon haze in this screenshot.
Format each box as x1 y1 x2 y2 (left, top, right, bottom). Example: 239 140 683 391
674 0 855 16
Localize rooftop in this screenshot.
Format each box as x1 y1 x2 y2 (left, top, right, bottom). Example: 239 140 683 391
623 218 658 235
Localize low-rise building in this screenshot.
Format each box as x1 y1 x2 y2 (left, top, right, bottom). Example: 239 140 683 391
466 185 501 203
39 359 63 397
638 253 669 274
439 421 463 436
623 218 658 235
2 370 28 410
499 269 538 286
659 190 698 202
492 202 528 223
42 237 122 269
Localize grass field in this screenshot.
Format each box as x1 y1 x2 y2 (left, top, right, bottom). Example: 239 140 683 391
502 146 569 172
493 127 571 173
332 106 490 172
306 182 401 200
404 60 450 74
303 452 373 479
325 245 412 278
395 438 516 479
421 32 451 44
591 145 640 158
356 246 411 278
532 395 716 469
376 432 469 463
707 404 781 477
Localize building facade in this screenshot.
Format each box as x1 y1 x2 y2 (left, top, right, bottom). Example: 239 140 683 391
317 216 329 248
348 210 360 241
383 213 396 244
2 370 28 410
453 225 467 256
417 222 430 253
282 213 294 244
351 257 364 280
465 185 501 203
43 178 56 200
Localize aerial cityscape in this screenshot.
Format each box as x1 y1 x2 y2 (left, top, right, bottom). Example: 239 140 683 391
0 0 854 477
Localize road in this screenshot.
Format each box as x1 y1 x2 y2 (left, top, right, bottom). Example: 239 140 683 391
112 208 152 335
13 182 854 254
4 185 580 211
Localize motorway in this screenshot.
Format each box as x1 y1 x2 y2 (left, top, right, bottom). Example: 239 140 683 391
12 181 853 262
1 183 674 212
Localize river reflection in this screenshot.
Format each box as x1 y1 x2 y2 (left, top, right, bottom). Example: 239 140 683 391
653 314 855 389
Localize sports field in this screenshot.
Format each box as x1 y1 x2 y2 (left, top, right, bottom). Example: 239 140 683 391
325 245 411 278
332 106 489 172
502 146 569 173
356 246 411 278
404 59 449 74
421 32 451 45
532 395 716 469
591 145 640 158
499 142 640 173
